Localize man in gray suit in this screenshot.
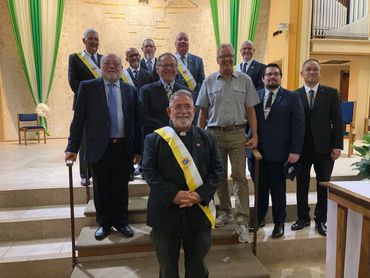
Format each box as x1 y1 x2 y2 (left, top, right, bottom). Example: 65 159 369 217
174 32 205 118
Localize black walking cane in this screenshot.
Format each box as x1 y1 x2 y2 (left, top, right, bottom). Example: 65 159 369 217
66 160 77 268
251 149 262 255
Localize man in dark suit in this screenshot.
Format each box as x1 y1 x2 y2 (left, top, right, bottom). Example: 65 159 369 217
68 28 103 186
139 52 189 137
253 64 304 238
292 59 343 237
140 38 159 81
142 90 223 277
174 32 205 111
236 40 265 91
65 53 141 241
125 48 154 90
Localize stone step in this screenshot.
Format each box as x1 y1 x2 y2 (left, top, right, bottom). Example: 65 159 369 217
71 246 270 278
0 174 359 209
84 192 318 224
76 220 325 261
0 204 95 242
0 181 149 209
0 221 323 277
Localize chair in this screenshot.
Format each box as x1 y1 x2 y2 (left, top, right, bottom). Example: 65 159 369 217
17 113 46 145
342 101 356 157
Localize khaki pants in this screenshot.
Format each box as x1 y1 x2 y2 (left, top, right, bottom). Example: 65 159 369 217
208 128 249 224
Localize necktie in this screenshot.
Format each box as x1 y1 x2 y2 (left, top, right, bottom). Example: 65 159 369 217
309 90 315 109
108 83 119 138
242 62 248 73
133 70 138 80
180 56 186 66
165 84 173 98
265 91 273 109
91 55 97 65
147 60 153 72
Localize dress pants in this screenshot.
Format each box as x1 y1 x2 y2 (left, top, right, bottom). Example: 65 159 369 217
296 149 334 224
90 141 130 228
151 215 211 278
207 128 249 224
257 160 286 224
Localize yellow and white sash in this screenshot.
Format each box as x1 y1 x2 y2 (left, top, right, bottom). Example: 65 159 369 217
121 70 135 87
155 126 216 228
176 57 197 91
77 52 101 78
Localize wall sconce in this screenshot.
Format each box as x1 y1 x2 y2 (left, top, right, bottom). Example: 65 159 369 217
273 23 289 37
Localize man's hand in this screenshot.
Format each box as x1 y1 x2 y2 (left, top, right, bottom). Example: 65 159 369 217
287 153 300 164
65 152 77 163
173 191 202 208
133 154 141 165
331 149 341 160
246 135 258 149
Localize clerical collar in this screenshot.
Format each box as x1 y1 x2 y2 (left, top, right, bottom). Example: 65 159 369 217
169 122 192 136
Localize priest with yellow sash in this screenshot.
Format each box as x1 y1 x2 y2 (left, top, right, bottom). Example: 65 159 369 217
142 90 223 277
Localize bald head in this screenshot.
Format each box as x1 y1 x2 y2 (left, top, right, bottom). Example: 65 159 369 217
125 48 141 69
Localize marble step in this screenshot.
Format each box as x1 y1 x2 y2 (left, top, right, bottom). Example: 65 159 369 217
0 204 95 242
0 221 324 277
0 174 360 209
71 246 270 278
84 192 318 224
76 220 325 261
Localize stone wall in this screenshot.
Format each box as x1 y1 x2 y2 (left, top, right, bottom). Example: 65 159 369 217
0 0 269 140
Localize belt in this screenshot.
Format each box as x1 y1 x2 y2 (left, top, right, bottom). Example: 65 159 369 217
208 124 245 131
108 138 125 144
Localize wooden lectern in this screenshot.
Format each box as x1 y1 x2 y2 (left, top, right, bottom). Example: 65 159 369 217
322 181 369 278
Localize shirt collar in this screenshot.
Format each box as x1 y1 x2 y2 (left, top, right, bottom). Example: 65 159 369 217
103 79 120 88
160 78 175 88
130 66 140 72
304 83 319 94
216 71 238 80
175 52 188 60
264 87 280 95
144 57 155 63
243 58 254 65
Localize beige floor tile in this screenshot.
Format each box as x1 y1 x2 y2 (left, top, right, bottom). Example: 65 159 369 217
3 238 66 258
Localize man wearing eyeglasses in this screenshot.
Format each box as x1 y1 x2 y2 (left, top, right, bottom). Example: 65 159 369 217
197 43 259 244
139 52 190 137
65 53 141 241
142 90 223 278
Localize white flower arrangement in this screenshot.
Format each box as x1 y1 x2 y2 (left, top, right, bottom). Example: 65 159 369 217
36 103 50 117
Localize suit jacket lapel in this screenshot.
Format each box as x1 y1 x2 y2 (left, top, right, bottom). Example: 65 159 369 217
297 86 309 110
191 126 201 169
98 79 109 118
266 88 283 120
313 85 325 112
119 81 128 121
247 60 256 75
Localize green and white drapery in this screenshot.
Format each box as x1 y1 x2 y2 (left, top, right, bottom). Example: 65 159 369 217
210 0 262 64
8 0 65 134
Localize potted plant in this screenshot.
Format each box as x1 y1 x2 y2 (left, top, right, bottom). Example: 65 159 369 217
352 134 370 178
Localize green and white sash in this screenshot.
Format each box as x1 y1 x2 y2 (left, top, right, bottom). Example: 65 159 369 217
77 52 101 78
176 57 197 91
121 69 135 87
155 126 216 228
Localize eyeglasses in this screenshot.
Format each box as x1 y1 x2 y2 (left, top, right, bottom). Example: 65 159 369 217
103 60 121 67
170 104 193 111
217 54 234 59
158 63 177 69
264 72 281 77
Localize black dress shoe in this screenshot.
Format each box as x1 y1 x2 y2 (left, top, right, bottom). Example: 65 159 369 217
315 222 327 237
271 223 284 239
80 178 91 187
291 219 310 231
129 174 134 181
114 224 134 238
94 226 111 240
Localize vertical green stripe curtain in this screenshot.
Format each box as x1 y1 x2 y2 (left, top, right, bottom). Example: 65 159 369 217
210 0 262 64
8 0 65 132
